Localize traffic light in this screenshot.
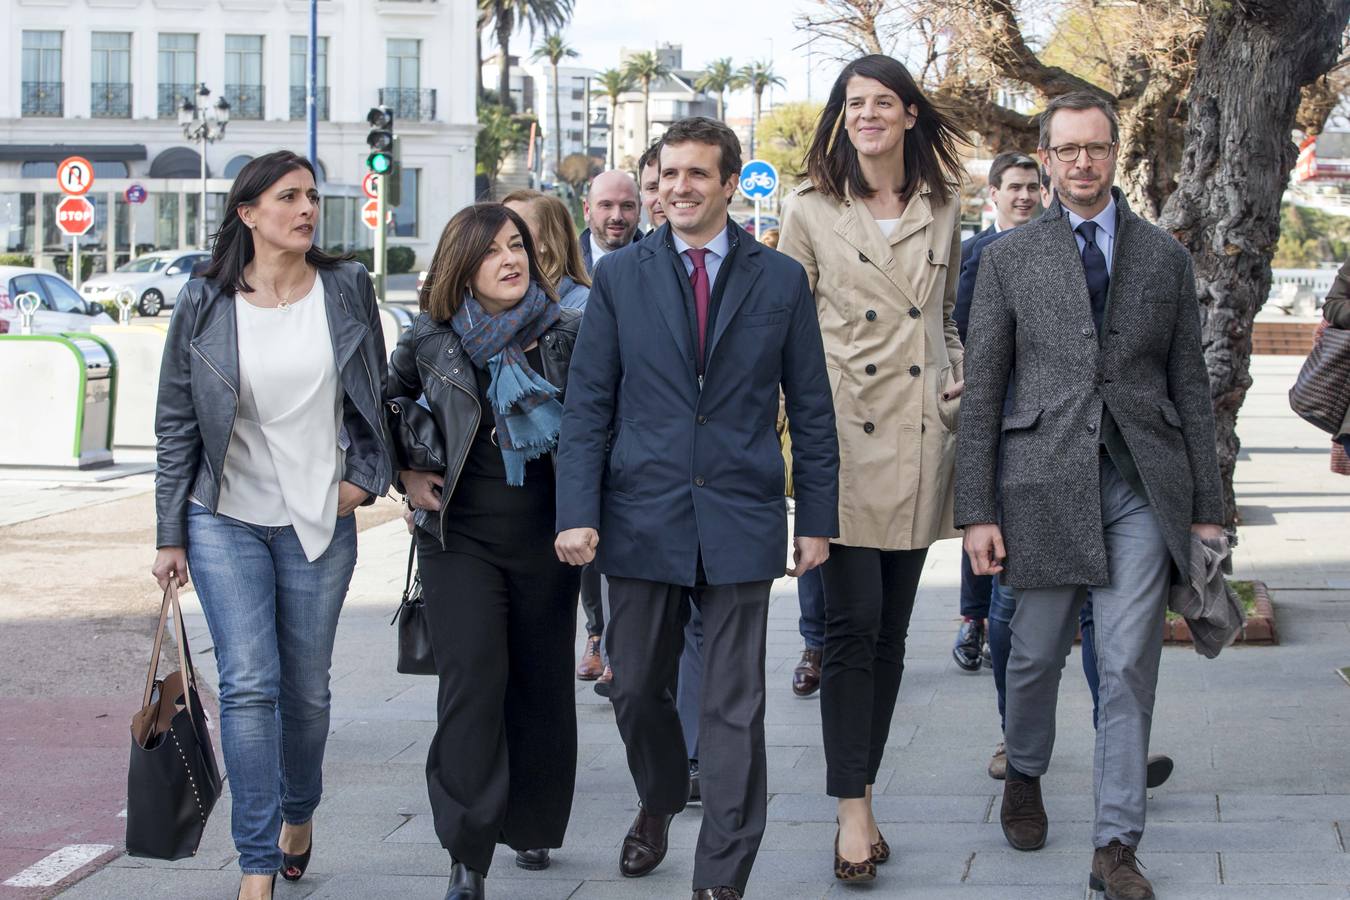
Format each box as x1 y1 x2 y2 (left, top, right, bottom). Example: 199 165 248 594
385 136 402 207
365 105 394 174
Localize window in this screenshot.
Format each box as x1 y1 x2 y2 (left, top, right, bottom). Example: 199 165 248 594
289 35 329 120
158 34 197 117
571 110 582 121
40 275 85 313
391 168 418 238
22 31 63 117
91 33 132 117
386 39 420 91
22 161 128 179
10 275 46 308
224 35 264 119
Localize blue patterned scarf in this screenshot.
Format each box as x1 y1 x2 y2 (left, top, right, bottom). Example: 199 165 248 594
451 282 563 485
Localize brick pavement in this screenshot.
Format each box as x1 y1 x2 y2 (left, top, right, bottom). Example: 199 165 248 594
33 356 1350 898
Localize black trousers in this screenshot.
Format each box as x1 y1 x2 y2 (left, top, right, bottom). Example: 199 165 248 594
580 563 604 636
820 544 928 798
606 575 770 894
417 530 580 875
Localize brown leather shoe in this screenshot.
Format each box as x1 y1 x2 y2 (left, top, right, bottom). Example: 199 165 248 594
594 665 614 697
792 647 822 697
1000 775 1047 851
620 807 672 877
1090 841 1154 899
988 742 1007 780
692 889 742 899
577 634 603 680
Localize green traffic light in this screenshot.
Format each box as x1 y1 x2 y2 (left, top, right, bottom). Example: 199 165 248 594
368 152 392 174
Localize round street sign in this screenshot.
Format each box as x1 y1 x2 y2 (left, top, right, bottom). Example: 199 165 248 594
362 199 380 230
362 172 380 200
56 195 96 236
57 156 95 196
738 160 779 201
125 184 147 204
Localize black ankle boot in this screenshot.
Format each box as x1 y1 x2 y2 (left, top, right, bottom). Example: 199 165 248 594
445 860 485 899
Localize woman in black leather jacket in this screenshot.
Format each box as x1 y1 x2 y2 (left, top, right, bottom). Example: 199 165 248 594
388 203 580 900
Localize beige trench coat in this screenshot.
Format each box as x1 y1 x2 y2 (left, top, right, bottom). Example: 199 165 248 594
778 180 963 550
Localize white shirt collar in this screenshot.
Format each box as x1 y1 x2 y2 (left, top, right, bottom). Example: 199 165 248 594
671 223 731 260
589 232 609 261
1066 194 1117 241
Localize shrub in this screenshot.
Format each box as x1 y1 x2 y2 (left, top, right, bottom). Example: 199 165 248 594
0 253 34 267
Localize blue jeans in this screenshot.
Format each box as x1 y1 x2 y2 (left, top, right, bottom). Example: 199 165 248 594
187 506 357 874
988 575 1099 731
959 550 993 619
797 565 825 650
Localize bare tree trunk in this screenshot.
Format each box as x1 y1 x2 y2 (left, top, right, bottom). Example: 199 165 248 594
1158 0 1350 526
642 81 651 154
496 14 513 112
476 27 484 102
717 91 725 121
751 89 762 160
552 61 562 181
609 99 617 168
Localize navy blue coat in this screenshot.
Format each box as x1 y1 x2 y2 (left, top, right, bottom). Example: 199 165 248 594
955 224 1003 344
580 226 645 275
556 222 839 587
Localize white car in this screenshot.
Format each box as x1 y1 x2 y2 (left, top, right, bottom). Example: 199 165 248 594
81 250 211 317
0 266 114 335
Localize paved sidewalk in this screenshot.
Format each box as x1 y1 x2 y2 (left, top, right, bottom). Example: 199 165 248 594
55 357 1350 899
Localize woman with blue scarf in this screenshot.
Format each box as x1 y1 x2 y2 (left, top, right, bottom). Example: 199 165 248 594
389 203 581 900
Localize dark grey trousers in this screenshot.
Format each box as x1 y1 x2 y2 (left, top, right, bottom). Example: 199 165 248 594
606 575 771 894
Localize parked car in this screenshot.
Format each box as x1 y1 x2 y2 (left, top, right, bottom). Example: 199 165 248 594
739 214 781 238
80 250 211 316
0 266 114 334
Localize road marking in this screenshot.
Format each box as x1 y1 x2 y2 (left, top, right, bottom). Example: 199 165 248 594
3 844 115 887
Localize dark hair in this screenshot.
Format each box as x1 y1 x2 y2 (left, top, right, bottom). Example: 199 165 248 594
637 138 663 173
201 150 346 295
804 55 966 206
988 152 1039 189
659 117 742 185
1040 168 1051 190
1038 91 1119 149
420 203 556 321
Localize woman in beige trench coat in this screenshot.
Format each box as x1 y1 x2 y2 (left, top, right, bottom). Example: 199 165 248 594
778 54 967 884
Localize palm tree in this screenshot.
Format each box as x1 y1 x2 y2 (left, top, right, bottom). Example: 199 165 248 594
531 33 579 181
738 59 786 160
478 0 573 111
596 68 634 169
622 50 670 156
695 57 741 121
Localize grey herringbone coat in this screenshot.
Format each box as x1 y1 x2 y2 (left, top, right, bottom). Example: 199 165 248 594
954 190 1224 589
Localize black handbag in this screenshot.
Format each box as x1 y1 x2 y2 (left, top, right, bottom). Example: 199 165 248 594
125 581 223 860
391 538 436 675
386 396 447 472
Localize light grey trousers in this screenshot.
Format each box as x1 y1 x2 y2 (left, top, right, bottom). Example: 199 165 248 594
1004 456 1171 848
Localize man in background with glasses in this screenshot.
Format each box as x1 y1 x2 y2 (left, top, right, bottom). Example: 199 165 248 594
955 92 1224 900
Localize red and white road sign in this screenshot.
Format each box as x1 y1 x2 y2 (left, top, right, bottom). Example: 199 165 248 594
56 196 96 236
362 199 380 230
362 172 380 199
57 156 95 196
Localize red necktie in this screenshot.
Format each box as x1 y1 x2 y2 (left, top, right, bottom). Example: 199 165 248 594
685 248 710 367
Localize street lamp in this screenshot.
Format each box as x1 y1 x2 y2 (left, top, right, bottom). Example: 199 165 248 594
179 84 230 249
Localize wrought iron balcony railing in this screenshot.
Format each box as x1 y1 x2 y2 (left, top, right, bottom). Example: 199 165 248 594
289 85 329 120
91 82 132 118
22 81 63 117
379 87 436 121
223 84 264 120
159 82 197 118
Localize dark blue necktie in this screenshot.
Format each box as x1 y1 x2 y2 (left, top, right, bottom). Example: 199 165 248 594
1076 220 1109 336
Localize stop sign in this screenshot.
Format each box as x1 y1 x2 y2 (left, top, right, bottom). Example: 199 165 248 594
56 195 95 236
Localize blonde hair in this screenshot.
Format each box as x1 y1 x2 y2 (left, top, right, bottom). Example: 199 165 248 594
501 189 591 290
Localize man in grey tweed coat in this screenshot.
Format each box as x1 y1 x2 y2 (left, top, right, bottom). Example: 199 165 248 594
955 92 1224 900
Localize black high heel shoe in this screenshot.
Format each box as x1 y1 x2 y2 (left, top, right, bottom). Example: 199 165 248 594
281 823 313 882
445 859 486 899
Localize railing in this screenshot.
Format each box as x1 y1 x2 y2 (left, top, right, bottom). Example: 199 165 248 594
289 85 329 120
379 87 436 121
91 82 132 118
22 81 63 117
223 84 264 120
159 83 196 118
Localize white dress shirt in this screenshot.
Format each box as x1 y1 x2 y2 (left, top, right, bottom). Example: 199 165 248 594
1067 194 1118 271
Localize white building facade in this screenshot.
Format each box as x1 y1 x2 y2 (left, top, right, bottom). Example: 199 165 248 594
1 0 477 272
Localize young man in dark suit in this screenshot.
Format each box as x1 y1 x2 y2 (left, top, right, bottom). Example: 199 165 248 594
555 116 839 900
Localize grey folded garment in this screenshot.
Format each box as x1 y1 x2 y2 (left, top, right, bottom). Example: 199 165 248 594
1169 534 1243 659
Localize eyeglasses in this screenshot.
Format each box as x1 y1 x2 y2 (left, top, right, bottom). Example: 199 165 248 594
1047 142 1116 163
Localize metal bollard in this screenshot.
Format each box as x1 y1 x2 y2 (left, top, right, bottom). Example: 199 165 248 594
16 292 39 335
115 289 134 327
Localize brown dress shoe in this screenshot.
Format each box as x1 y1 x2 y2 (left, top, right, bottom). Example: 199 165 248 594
1000 775 1047 851
577 634 603 680
594 665 614 697
1090 841 1154 900
620 808 672 877
988 742 1007 780
792 648 822 696
692 889 742 899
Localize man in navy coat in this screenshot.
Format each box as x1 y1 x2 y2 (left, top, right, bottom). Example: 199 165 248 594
555 116 838 900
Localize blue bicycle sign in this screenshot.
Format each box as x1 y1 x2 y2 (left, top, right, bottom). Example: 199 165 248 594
738 160 779 200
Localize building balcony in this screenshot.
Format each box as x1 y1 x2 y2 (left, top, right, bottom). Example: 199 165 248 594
91 82 132 118
379 87 436 121
159 83 197 118
289 85 330 121
223 84 264 120
22 82 63 117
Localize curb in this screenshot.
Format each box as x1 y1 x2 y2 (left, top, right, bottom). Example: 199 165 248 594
1164 579 1278 646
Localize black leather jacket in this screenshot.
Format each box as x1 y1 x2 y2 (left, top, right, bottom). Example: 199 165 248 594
387 307 581 545
154 261 393 548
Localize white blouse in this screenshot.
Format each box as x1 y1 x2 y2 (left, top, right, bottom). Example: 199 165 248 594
216 275 344 561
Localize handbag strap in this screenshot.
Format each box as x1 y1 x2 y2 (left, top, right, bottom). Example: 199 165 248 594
390 537 419 625
141 579 202 732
